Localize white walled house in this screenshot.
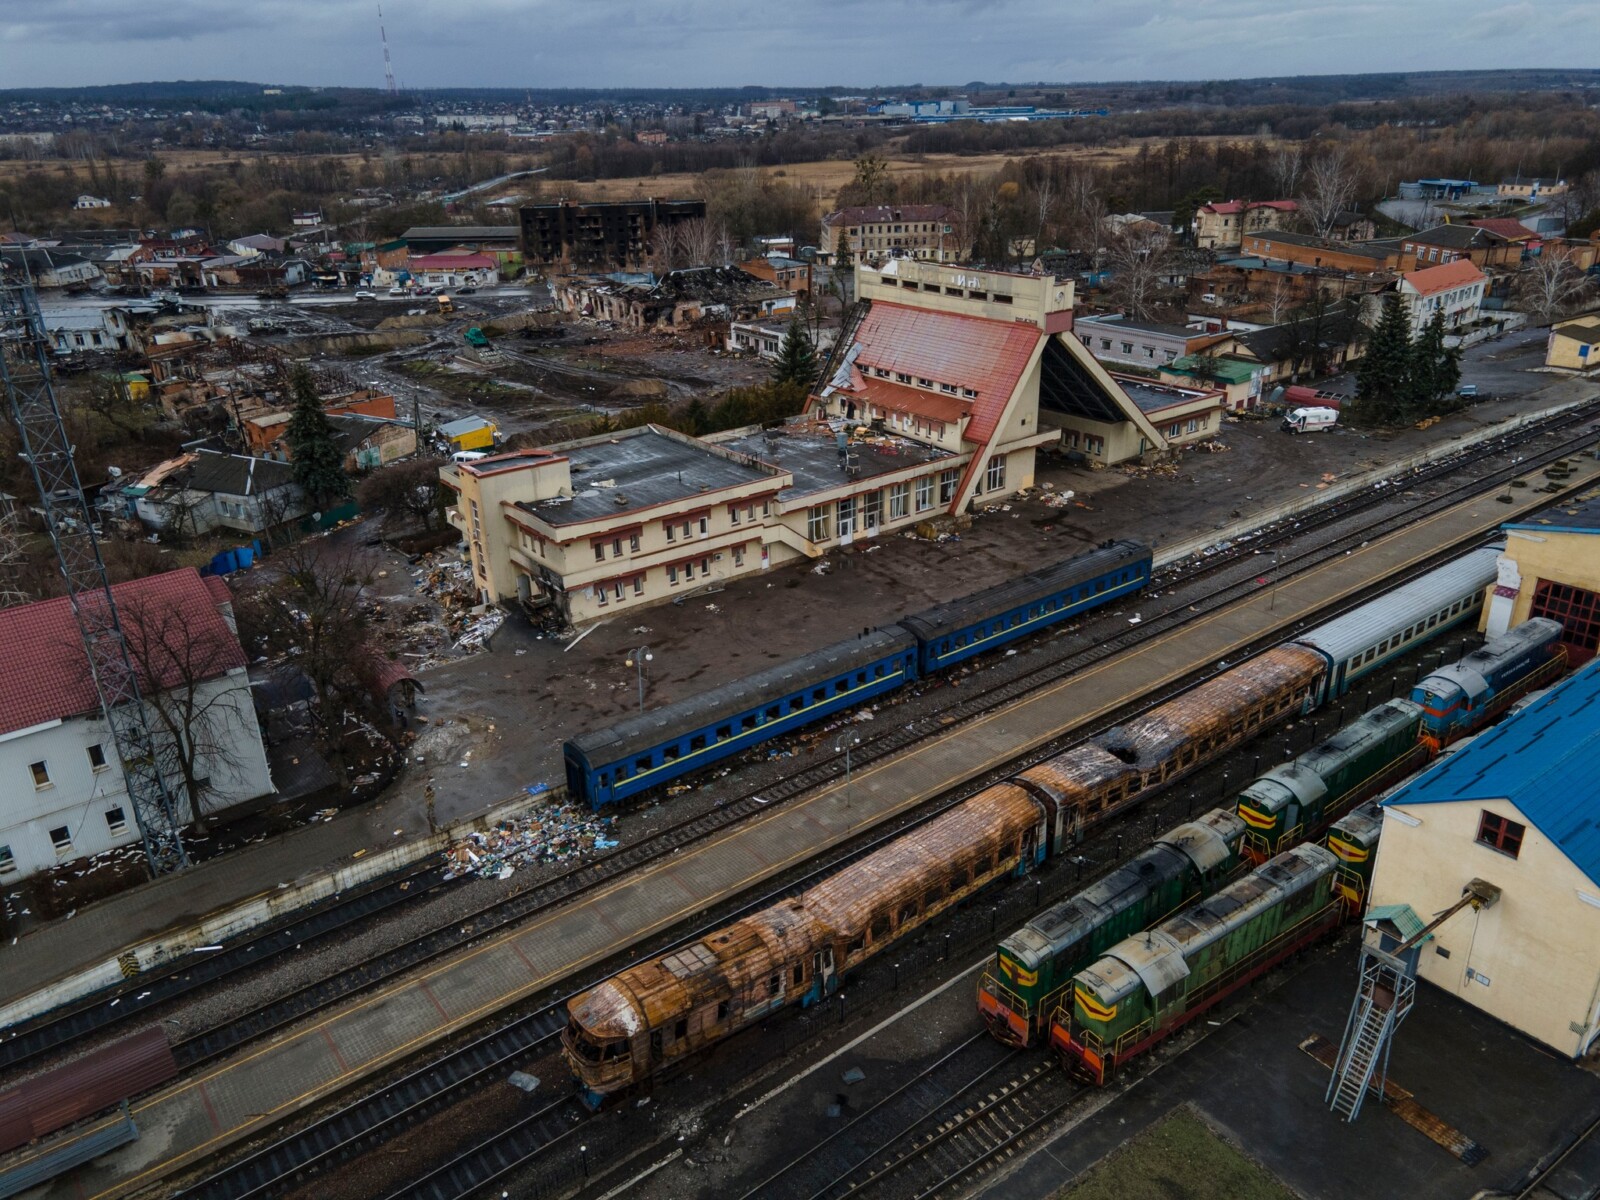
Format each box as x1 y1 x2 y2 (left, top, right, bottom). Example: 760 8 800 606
1395 259 1486 338
0 570 273 882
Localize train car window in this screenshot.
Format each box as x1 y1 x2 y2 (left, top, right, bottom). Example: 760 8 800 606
975 853 993 876
599 772 610 787
836 680 849 695
870 915 890 942
950 869 968 892
874 664 885 678
716 725 732 741
898 902 918 926
848 936 865 956
636 757 652 772
768 974 781 997
675 1019 688 1040
792 697 806 713
924 887 942 910
856 672 866 684
717 1000 730 1021
742 715 757 732
793 964 804 986
767 705 781 720
615 765 628 780
812 688 826 703
663 745 680 762
690 735 707 751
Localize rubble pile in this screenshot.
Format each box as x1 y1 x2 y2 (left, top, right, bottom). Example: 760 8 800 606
369 549 508 669
443 798 620 881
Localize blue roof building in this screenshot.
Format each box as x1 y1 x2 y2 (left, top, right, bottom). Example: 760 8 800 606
1367 656 1600 1056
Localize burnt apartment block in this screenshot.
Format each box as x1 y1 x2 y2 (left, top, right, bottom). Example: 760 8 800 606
519 198 708 268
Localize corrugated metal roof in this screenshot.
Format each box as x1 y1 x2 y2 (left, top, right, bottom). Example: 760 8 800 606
1385 655 1600 886
0 1027 175 1154
1294 547 1500 665
849 302 1039 446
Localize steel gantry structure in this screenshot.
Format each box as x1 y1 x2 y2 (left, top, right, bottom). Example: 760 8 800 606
0 282 189 876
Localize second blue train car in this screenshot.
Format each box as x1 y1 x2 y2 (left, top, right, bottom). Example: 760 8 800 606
901 539 1151 674
1413 616 1566 750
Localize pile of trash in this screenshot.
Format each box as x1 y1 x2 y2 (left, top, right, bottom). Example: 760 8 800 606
366 550 508 669
442 797 620 881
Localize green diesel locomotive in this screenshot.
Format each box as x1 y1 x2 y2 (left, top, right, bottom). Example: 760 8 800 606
1052 812 1381 1084
977 808 1246 1047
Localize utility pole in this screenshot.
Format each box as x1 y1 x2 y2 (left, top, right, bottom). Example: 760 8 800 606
0 283 189 876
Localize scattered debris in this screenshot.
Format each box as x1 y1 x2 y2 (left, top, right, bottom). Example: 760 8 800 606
442 798 620 881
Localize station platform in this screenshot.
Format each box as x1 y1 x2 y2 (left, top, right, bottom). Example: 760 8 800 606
15 459 1600 1200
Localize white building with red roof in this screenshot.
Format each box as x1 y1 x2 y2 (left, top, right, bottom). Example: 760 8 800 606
0 569 272 881
406 252 499 288
1395 258 1486 338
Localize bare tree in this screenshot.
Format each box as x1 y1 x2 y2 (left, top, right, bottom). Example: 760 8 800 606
0 518 29 610
1516 253 1596 323
678 217 726 267
1063 169 1106 260
356 457 447 532
648 222 683 275
1033 174 1057 255
235 539 377 769
1262 273 1296 325
115 591 257 830
1300 145 1359 241
1105 222 1173 322
1270 145 1304 199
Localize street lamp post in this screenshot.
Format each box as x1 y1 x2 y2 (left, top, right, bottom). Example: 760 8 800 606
625 646 653 714
835 735 861 806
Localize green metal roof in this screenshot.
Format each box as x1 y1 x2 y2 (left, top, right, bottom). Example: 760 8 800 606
1364 903 1431 943
1165 354 1259 385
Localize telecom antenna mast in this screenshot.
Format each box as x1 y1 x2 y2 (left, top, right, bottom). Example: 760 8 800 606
379 4 399 95
0 283 189 876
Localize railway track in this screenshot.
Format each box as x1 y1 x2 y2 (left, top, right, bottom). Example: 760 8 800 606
7 401 1594 1082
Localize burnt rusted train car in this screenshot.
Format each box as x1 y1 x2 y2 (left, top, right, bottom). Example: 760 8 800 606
565 644 1331 1106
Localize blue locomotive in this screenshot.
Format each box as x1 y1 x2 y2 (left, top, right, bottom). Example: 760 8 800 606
563 540 1153 807
1413 616 1566 750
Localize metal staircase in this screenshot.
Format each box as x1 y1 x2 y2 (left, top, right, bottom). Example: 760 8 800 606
1326 950 1415 1121
1327 878 1500 1123
810 297 869 395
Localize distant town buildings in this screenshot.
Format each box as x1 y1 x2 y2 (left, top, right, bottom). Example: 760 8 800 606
820 205 963 265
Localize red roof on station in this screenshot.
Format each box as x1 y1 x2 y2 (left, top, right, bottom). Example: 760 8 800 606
848 302 1039 445
850 375 971 426
0 568 246 738
1468 218 1538 241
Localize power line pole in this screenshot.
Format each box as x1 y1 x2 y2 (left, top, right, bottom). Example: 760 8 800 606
0 283 189 876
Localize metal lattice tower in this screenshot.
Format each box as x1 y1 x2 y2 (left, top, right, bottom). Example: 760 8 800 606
0 283 189 876
378 4 398 95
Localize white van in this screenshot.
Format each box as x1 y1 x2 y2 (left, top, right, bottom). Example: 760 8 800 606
1281 406 1339 434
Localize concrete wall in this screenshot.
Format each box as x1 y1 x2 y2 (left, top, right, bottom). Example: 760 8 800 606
1370 797 1600 1057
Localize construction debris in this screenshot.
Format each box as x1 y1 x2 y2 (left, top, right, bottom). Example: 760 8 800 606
442 798 620 881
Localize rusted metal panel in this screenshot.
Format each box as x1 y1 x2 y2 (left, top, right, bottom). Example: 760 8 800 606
0 1027 175 1154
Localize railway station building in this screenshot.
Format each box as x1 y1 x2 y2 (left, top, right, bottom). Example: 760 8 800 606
442 260 1191 621
1366 657 1600 1058
1483 492 1600 666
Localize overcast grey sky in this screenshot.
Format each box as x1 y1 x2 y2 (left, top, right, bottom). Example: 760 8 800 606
1 0 1591 91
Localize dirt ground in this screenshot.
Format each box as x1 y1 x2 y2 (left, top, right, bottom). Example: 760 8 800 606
386 373 1596 826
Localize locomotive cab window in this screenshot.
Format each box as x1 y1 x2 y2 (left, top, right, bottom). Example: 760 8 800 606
717 1000 731 1021
675 1019 688 1040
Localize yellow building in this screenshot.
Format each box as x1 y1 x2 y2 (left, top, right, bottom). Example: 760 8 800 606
1484 491 1600 666
1367 657 1600 1058
1545 317 1600 373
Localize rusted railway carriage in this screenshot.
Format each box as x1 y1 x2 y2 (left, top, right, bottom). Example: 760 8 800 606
565 646 1330 1106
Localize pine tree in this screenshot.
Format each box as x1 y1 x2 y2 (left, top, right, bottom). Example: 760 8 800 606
285 366 351 506
772 316 817 386
1408 309 1461 416
1352 293 1413 427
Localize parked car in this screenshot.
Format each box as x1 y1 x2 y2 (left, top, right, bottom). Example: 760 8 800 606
1457 383 1479 398
353 289 377 300
456 286 478 295
388 286 408 297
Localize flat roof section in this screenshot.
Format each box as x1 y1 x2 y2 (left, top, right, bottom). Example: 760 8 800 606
719 428 954 502
1119 379 1219 416
523 428 779 527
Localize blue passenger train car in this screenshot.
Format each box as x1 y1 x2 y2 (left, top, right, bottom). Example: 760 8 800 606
564 629 918 808
901 540 1152 674
1288 546 1501 707
1413 616 1566 750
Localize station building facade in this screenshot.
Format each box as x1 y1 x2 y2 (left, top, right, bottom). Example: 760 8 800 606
443 261 1187 621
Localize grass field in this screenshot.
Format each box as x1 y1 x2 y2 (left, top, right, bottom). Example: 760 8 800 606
1055 1108 1297 1200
